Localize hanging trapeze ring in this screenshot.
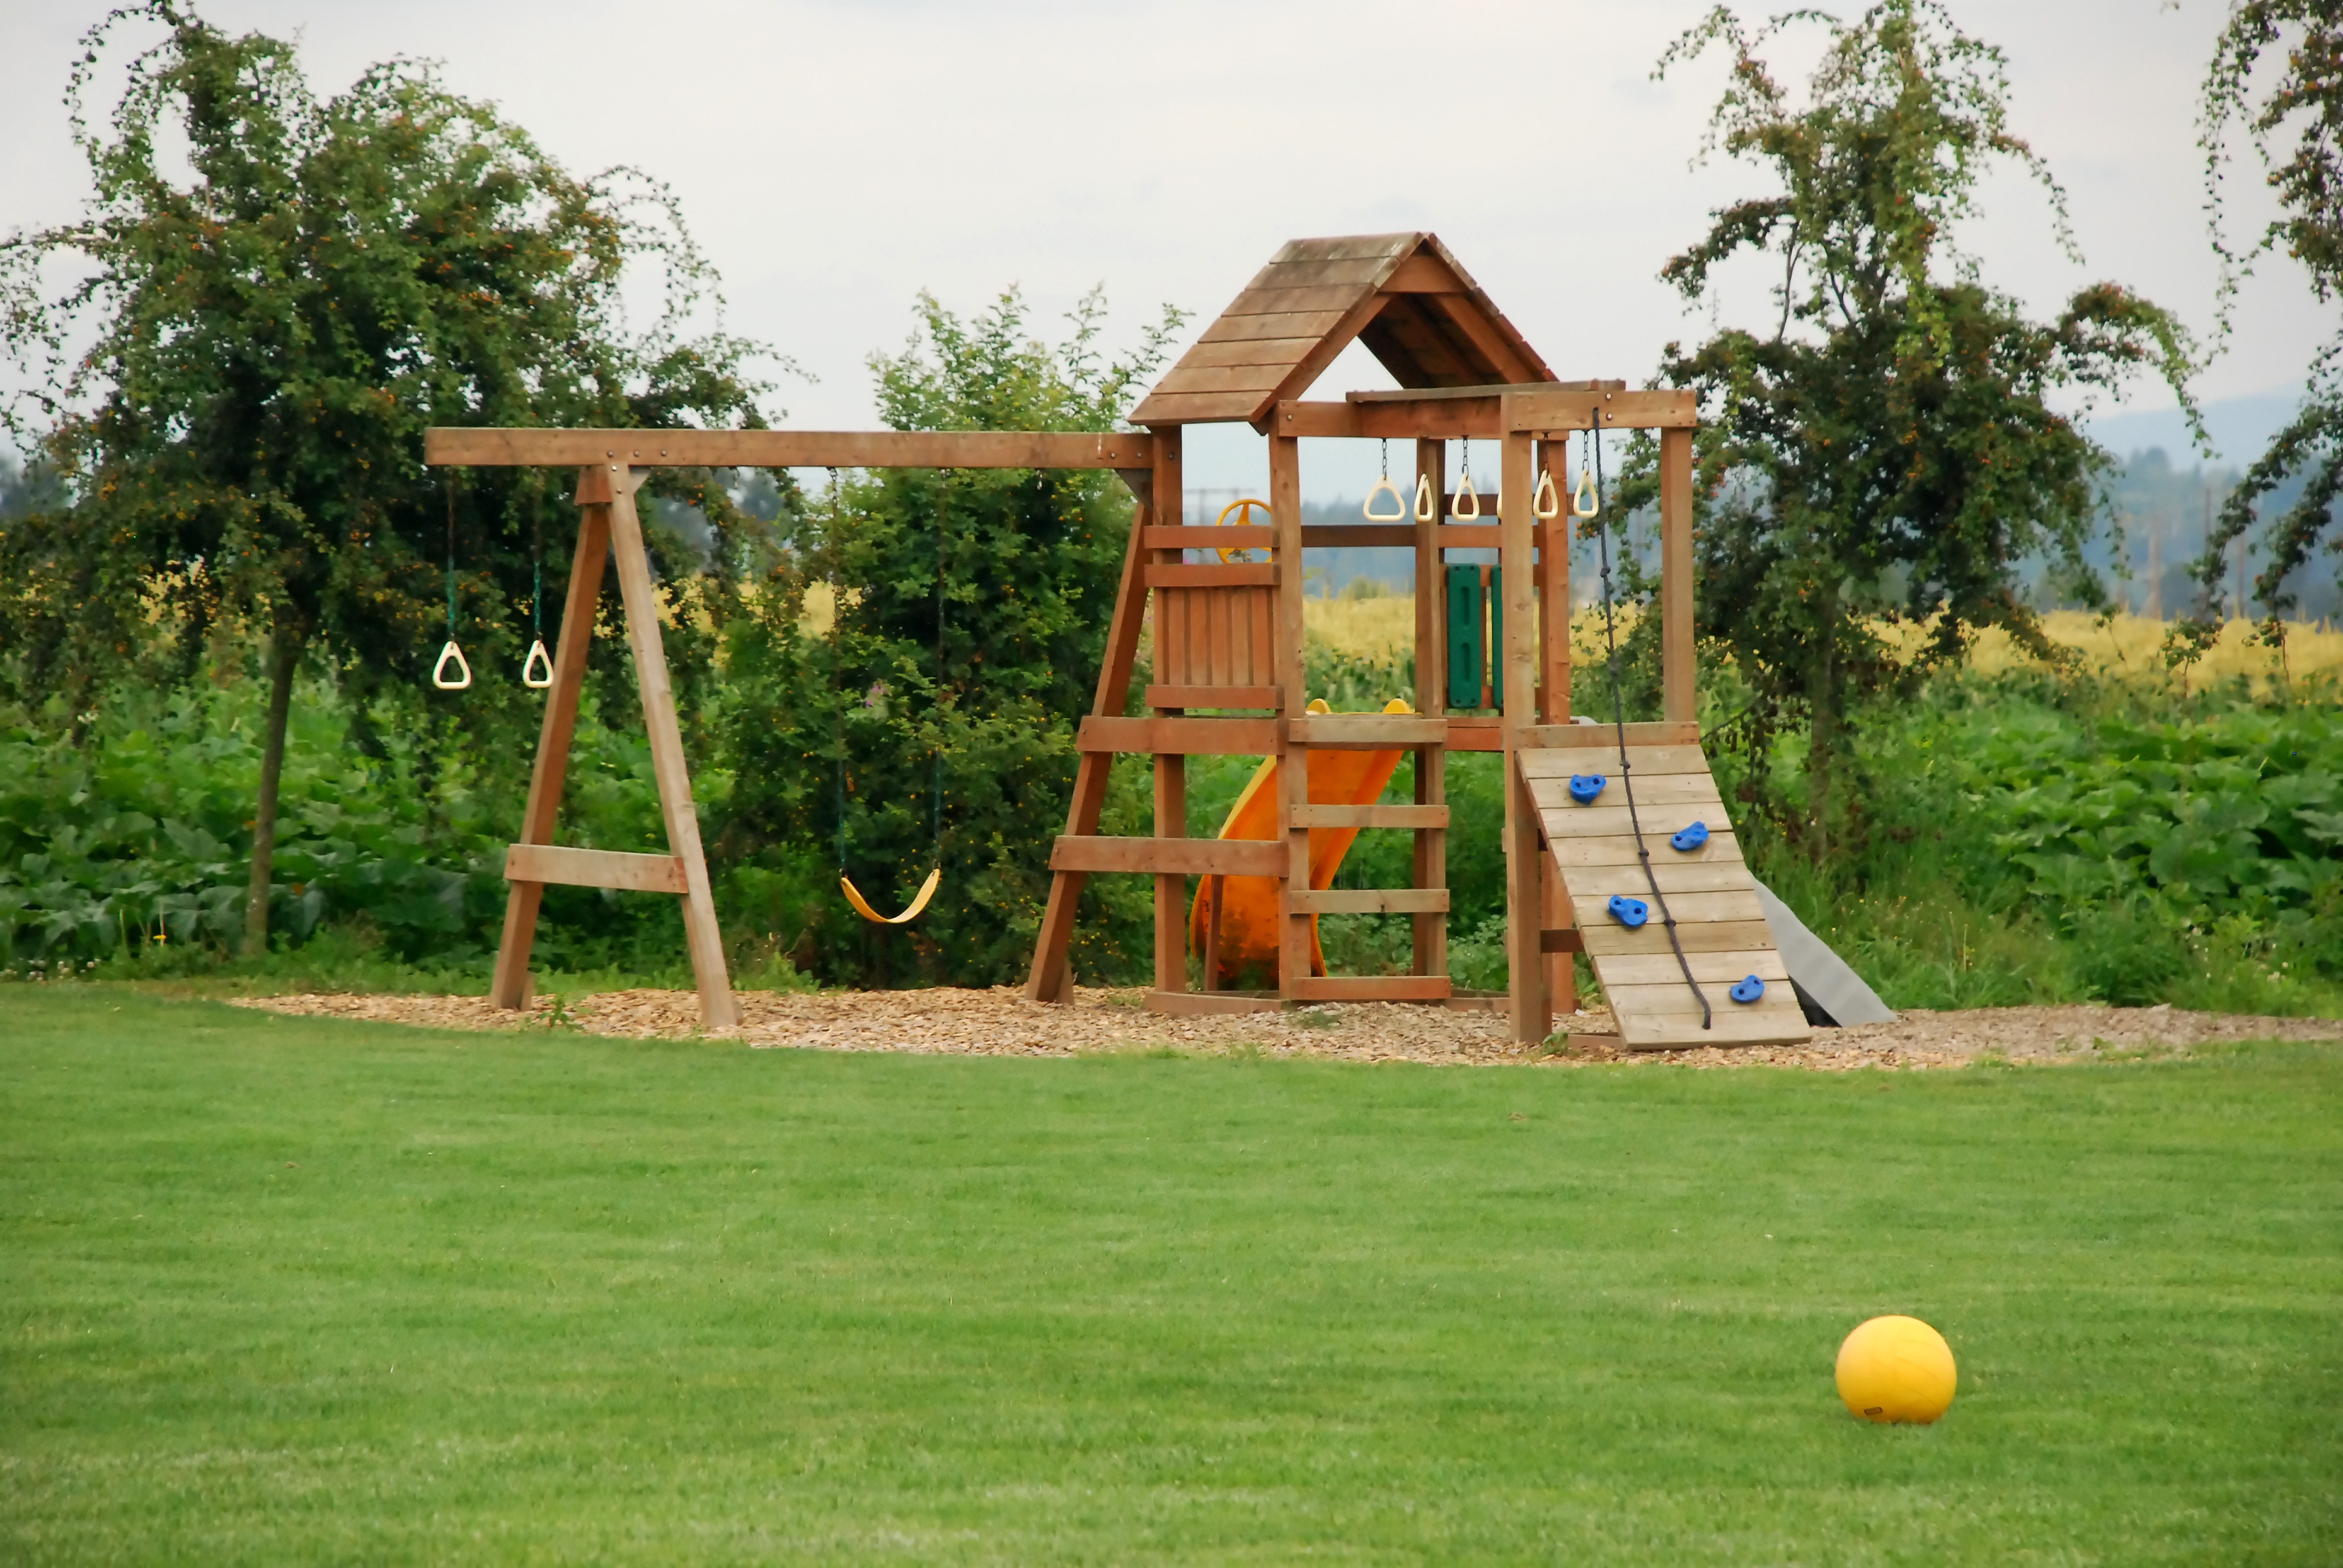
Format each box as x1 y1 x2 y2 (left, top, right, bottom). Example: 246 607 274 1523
1534 469 1562 521
520 639 554 689
1452 482 1481 521
1414 473 1436 522
1214 497 1273 563
1363 477 1406 521
841 866 942 926
432 640 473 691
1573 451 1601 518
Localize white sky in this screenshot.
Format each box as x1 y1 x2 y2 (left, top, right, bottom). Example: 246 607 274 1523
2 0 2327 495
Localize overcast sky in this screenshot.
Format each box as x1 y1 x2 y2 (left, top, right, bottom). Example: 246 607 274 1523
2 0 2325 494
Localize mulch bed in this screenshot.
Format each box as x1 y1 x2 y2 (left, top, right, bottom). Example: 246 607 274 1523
232 987 2341 1071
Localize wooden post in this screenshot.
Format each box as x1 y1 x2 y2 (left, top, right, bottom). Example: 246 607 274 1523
1660 425 1696 725
1152 433 1187 993
1271 432 1311 1002
1535 437 1575 1018
1499 414 1546 1044
604 467 738 1027
490 469 613 1010
1024 445 1157 1002
1411 437 1448 979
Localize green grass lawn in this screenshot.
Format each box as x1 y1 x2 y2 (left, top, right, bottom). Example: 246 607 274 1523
2 990 2338 1564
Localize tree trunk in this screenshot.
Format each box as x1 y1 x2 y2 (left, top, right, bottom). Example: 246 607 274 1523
243 625 302 956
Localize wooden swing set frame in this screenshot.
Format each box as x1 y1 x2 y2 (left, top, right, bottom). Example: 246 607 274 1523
427 233 1798 1050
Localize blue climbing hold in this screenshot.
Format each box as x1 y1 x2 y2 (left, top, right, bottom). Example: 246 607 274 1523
1671 820 1710 851
1568 774 1606 804
1729 975 1766 1004
1607 895 1649 928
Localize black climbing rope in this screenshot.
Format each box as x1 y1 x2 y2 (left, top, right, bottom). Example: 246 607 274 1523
1587 420 1712 1031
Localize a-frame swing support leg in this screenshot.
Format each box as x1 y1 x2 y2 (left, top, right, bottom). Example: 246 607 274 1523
491 462 739 1028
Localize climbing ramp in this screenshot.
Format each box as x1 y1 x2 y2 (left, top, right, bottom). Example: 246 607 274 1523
1521 736 1812 1050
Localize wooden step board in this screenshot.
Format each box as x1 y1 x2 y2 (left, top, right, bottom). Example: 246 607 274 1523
1521 742 1811 1050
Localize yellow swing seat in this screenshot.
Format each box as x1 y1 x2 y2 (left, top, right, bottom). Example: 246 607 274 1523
841 866 942 925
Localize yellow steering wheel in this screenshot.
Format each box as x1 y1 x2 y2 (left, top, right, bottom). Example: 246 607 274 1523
1216 497 1272 564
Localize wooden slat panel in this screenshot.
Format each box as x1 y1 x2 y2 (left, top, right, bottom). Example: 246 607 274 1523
1570 888 1764 926
1549 830 1742 867
1178 336 1328 370
1145 684 1282 711
1147 562 1277 589
504 842 687 893
1560 862 1756 897
1222 284 1378 316
1579 918 1778 956
1516 721 1701 750
1270 234 1419 263
1286 714 1447 747
1534 806 1722 837
1289 975 1455 1001
1597 950 1790 985
1604 980 1804 1014
1615 1008 1812 1050
1289 804 1449 829
1248 254 1406 290
1518 744 1712 778
1078 716 1277 754
427 428 1152 470
1153 364 1306 397
1447 717 1504 752
1530 774 1726 811
1142 525 1275 550
1287 887 1450 915
1050 836 1284 876
1198 310 1350 345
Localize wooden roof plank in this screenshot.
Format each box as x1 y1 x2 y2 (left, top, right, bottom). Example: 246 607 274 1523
1198 310 1349 344
1177 337 1327 369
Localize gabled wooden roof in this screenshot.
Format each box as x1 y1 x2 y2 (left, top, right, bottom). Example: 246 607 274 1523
1130 232 1555 428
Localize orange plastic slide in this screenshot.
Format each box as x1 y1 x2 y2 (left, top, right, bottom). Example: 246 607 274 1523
1187 698 1414 988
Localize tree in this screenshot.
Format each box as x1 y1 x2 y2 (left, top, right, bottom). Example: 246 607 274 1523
0 1 776 953
2179 0 2343 654
1637 1 2194 849
714 287 1180 988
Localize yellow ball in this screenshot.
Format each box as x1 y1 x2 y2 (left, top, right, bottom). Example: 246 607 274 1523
1835 1315 1957 1424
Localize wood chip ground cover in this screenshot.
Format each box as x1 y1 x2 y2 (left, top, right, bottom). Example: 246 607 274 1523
231 987 2343 1068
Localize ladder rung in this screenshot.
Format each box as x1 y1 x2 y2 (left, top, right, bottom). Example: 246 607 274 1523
1050 835 1283 877
1288 804 1447 830
1286 887 1449 915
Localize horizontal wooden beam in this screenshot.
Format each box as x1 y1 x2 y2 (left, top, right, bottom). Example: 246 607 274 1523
1145 684 1282 711
1288 803 1449 829
1447 717 1504 752
1078 716 1279 754
1506 388 1697 433
1288 974 1454 1002
426 427 1154 471
1146 989 1282 1016
1540 927 1585 953
1141 525 1275 550
1049 835 1283 877
1271 400 1502 440
1286 887 1450 914
1145 561 1277 589
504 842 686 893
1287 714 1449 748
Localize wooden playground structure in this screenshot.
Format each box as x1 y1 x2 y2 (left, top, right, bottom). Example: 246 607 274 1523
425 232 1809 1050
